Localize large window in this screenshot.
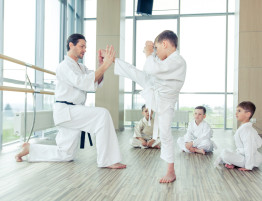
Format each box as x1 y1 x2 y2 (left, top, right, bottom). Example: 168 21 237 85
124 0 235 129
0 0 84 148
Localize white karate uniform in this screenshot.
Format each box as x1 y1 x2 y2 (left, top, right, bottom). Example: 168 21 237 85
28 56 122 167
177 120 215 153
115 51 186 163
216 122 262 170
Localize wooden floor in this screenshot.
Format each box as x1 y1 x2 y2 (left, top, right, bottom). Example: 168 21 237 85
1 128 262 201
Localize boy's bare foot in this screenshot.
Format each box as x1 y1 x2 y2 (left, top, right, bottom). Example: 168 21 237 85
15 143 30 162
225 164 235 169
159 172 176 183
107 163 126 169
160 163 176 183
147 139 155 147
193 148 205 155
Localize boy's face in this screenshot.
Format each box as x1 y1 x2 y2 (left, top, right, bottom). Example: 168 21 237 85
194 109 206 124
142 108 153 120
236 107 251 123
154 41 168 60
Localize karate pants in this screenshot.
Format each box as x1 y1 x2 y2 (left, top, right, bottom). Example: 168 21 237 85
115 63 175 163
177 137 214 153
219 149 245 168
28 106 122 167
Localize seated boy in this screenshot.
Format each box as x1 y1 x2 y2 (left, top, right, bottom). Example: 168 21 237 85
177 106 215 155
130 104 161 149
214 101 262 171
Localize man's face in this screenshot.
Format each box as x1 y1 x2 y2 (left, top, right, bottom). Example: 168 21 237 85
194 109 206 124
70 39 86 59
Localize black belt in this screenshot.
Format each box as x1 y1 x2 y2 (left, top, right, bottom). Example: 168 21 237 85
56 101 75 105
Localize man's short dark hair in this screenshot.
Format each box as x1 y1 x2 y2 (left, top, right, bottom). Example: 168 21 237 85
237 101 256 119
155 30 178 48
66 33 86 51
195 106 206 115
142 104 146 112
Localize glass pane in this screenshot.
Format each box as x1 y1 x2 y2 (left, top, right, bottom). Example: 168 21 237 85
226 94 233 129
133 93 146 110
3 0 35 80
84 0 97 18
44 0 60 85
67 5 75 36
180 16 226 92
84 20 96 71
179 94 225 128
3 90 33 144
136 19 177 71
152 0 179 15
125 0 134 16
227 15 235 93
124 19 133 92
85 93 95 107
3 60 35 82
228 0 235 13
124 94 132 126
180 0 226 14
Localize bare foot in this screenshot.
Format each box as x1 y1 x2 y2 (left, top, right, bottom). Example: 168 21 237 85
225 164 235 169
194 148 205 155
159 172 176 183
15 143 30 162
154 145 161 149
107 163 126 169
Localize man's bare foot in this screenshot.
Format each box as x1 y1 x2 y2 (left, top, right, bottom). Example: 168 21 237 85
225 164 235 169
15 143 30 162
107 163 126 169
154 145 161 149
159 172 176 183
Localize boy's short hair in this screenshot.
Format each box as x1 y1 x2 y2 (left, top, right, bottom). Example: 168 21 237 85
154 30 178 48
237 101 256 119
141 104 146 112
195 106 206 115
67 33 86 51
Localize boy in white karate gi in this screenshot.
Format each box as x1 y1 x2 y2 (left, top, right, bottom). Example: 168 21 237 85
177 106 215 155
113 30 187 183
15 34 126 169
130 104 161 149
214 101 262 171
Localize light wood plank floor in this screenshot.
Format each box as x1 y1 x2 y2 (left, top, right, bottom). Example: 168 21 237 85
0 128 262 201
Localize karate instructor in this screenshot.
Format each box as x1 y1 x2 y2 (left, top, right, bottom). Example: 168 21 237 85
15 33 126 169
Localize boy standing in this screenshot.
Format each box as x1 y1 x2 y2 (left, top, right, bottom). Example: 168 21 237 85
214 101 262 171
130 105 161 149
177 106 215 155
114 30 187 183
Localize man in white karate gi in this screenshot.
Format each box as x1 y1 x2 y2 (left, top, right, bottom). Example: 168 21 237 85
113 30 187 183
214 101 262 171
15 33 126 169
177 106 216 155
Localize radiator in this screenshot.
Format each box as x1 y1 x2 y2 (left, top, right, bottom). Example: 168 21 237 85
125 110 189 123
14 110 55 136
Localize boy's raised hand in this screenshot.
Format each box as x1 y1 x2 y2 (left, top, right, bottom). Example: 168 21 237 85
144 41 154 57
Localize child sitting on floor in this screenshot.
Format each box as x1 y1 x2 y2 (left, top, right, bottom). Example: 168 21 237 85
130 104 161 149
